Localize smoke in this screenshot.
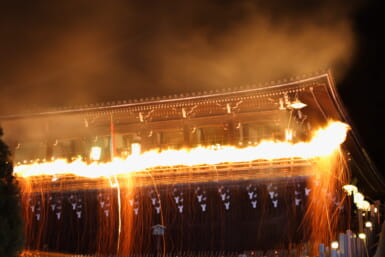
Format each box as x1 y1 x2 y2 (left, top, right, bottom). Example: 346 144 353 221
0 0 359 115
153 17 353 91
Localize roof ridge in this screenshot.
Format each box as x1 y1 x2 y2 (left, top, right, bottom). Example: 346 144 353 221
0 70 329 119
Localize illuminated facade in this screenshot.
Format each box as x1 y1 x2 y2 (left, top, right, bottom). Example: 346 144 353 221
1 72 384 255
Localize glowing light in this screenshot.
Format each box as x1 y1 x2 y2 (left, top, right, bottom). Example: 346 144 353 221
90 147 102 161
331 241 339 249
344 185 372 211
285 129 293 141
357 200 370 211
343 184 358 196
353 192 364 204
131 143 141 156
358 233 366 240
365 221 372 228
16 120 350 257
289 99 307 109
14 121 349 179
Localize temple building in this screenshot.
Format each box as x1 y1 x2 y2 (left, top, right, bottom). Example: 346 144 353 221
1 72 384 256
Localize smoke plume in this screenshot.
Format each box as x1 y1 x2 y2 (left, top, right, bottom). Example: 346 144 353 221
0 0 359 115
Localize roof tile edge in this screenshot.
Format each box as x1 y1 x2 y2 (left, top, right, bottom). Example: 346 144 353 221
0 72 330 120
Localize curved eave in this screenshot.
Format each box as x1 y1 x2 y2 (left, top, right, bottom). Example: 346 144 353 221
0 73 328 121
325 71 385 199
1 72 383 198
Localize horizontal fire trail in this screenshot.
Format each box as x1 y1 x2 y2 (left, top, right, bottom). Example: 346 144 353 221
13 121 349 179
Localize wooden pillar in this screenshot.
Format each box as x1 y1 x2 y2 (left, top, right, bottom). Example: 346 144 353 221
224 119 235 145
44 120 53 160
183 123 191 147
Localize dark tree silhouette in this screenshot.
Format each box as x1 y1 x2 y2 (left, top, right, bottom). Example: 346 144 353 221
0 128 24 257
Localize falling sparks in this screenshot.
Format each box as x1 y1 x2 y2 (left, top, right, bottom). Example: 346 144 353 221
16 120 351 256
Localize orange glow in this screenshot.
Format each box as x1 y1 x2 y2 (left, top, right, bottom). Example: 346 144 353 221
17 120 350 256
304 152 347 255
14 121 349 179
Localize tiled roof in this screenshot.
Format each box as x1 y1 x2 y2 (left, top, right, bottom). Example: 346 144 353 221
0 71 329 120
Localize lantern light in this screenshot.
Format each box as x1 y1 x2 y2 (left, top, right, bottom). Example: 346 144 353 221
90 146 102 161
331 241 339 249
343 184 358 196
357 200 370 211
358 233 366 240
131 143 141 156
289 99 307 109
354 192 364 204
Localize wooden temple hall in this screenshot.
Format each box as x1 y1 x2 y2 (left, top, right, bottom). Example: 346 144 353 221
1 72 384 256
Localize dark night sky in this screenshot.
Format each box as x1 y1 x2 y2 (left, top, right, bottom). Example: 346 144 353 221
0 1 384 174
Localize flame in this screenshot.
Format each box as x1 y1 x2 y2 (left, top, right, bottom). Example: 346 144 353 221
17 120 350 256
14 121 349 179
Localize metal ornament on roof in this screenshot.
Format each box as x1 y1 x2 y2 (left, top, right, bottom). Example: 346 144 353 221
218 185 231 211
267 183 279 208
127 191 140 215
29 197 42 221
195 186 207 213
294 183 304 207
49 195 63 220
97 192 111 217
149 189 161 215
246 184 258 209
68 194 83 219
173 187 184 214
